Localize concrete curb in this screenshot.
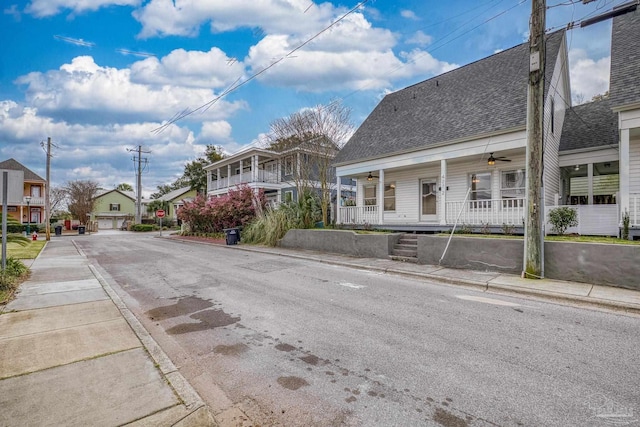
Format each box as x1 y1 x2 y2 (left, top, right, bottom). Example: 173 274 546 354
165 236 640 316
73 242 216 426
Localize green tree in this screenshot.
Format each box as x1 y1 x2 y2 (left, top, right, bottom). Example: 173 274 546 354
0 214 30 246
182 145 224 194
115 183 134 191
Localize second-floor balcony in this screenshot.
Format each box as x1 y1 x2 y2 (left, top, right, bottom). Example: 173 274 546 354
209 170 281 192
23 196 45 205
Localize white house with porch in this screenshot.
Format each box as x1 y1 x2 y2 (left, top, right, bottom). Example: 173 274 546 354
334 9 640 238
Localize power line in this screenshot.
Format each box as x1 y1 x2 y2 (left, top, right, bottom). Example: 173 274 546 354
151 0 370 134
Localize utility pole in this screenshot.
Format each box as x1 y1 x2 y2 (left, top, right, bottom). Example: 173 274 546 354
45 137 52 241
127 145 150 224
523 0 546 279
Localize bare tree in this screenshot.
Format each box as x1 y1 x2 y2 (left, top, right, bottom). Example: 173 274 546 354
49 186 68 213
265 101 353 224
65 180 99 225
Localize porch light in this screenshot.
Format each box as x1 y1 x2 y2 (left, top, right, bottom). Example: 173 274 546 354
574 165 580 171
487 154 496 166
367 172 374 181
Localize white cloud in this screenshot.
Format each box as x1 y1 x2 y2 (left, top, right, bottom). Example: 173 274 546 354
407 30 432 46
133 0 337 39
400 10 420 21
569 49 610 105
130 47 245 89
0 101 239 192
25 0 140 18
15 56 247 125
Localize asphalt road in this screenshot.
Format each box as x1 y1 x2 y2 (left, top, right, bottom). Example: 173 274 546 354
78 233 640 427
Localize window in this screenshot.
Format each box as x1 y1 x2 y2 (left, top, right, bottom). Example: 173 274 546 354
110 203 120 211
284 191 293 203
501 170 525 207
384 182 396 211
469 172 491 208
284 156 294 175
593 161 618 204
363 185 376 206
31 186 41 197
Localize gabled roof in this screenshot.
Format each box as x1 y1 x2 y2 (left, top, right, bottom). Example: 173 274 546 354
157 186 193 202
95 188 136 201
560 98 618 152
0 158 45 181
334 30 565 166
609 7 640 109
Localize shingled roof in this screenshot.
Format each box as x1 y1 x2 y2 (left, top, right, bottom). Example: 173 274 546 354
0 158 45 181
609 7 640 109
560 98 618 152
334 30 565 166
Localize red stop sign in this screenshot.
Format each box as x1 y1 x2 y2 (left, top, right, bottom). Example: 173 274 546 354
156 209 165 218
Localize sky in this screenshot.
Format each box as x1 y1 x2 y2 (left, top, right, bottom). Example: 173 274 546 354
0 0 620 197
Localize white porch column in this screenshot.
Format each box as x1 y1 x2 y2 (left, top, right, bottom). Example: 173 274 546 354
227 164 231 188
620 128 630 218
239 159 243 183
336 175 342 224
378 169 384 225
206 170 211 193
440 159 447 225
216 168 221 189
253 155 258 182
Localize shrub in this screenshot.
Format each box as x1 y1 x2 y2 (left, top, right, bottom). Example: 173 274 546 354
548 206 578 235
622 210 630 240
0 257 30 290
131 224 155 232
178 185 267 234
243 191 322 247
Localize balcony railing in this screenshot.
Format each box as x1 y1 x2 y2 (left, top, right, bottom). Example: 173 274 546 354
23 196 45 205
209 171 281 191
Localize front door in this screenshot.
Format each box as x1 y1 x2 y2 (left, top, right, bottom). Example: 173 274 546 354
420 179 438 221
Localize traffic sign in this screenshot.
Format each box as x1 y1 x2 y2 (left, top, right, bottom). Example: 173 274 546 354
156 209 165 218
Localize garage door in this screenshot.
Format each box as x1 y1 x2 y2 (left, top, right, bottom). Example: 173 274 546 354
98 218 114 229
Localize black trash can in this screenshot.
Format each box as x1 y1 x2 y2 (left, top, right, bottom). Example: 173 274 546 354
224 228 240 245
54 225 62 236
78 226 86 235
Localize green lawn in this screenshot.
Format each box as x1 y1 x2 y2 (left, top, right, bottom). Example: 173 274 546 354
6 240 46 259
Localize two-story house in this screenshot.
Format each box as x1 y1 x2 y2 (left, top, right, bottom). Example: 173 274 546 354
0 158 46 227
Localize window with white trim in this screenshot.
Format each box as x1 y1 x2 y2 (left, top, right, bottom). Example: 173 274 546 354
384 182 396 211
469 172 491 208
501 170 526 207
284 156 294 175
363 185 376 206
110 203 121 211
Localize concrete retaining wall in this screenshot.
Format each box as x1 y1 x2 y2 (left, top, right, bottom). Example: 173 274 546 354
278 229 400 259
278 230 640 291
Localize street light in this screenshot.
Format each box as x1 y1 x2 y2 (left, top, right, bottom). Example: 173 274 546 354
25 196 31 235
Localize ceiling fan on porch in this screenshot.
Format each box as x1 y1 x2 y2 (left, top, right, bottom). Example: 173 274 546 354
366 172 379 181
487 153 511 166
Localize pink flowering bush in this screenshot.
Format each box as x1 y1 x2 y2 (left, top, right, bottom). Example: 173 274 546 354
178 185 267 233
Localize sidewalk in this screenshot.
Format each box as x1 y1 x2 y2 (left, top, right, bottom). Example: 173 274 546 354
173 236 640 315
0 239 215 427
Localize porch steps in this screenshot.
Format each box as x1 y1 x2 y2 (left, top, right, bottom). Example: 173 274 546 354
390 234 418 263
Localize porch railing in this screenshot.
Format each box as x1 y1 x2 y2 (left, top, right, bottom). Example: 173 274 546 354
339 206 379 224
209 171 281 191
23 196 45 205
445 198 525 226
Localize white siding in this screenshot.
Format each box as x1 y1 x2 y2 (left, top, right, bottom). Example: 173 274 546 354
543 35 569 205
383 166 439 223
